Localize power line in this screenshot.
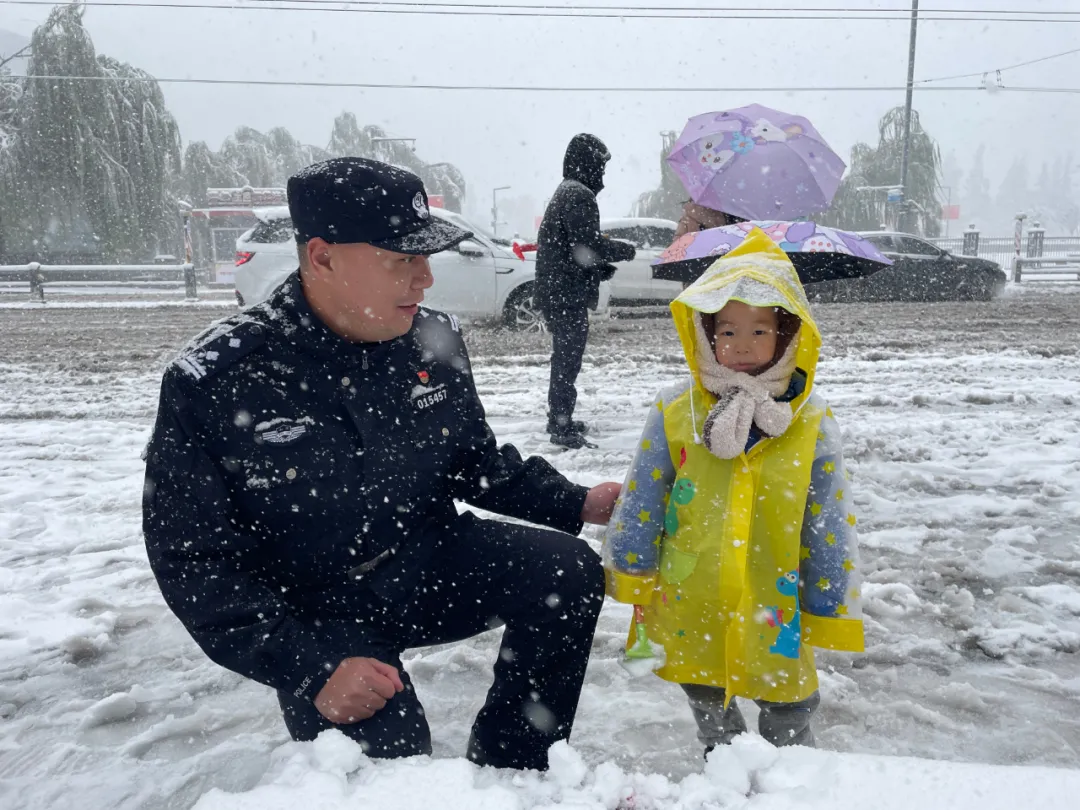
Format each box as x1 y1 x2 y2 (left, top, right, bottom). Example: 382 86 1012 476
2 0 1080 22
6 74 1080 92
244 0 1080 15
916 46 1080 84
246 1 1080 12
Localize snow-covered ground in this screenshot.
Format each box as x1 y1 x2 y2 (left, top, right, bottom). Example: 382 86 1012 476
1 287 1079 809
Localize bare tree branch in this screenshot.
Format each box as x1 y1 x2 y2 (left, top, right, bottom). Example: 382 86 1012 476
0 44 32 72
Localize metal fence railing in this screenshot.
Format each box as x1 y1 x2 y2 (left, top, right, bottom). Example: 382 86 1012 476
0 264 200 303
931 235 1080 273
1013 257 1080 282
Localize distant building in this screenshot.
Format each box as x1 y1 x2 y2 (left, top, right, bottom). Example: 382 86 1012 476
189 187 287 283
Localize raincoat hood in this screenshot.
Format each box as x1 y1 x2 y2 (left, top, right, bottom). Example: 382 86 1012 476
670 227 821 410
563 133 610 194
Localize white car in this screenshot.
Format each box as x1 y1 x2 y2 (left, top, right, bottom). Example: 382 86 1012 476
234 207 610 330
599 217 683 304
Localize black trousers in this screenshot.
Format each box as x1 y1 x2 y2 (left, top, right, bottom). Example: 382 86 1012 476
277 515 604 771
544 306 590 429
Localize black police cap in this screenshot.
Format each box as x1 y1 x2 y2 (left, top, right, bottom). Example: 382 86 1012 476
287 157 472 255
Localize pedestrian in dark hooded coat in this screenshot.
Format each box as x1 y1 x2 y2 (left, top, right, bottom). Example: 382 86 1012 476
535 133 636 449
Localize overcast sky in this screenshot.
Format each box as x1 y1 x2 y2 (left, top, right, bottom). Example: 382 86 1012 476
4 1 1079 228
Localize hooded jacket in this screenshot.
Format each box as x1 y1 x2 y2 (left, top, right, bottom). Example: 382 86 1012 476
602 230 864 704
535 134 636 314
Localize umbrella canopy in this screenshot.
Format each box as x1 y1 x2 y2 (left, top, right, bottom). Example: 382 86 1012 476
652 220 892 286
667 104 846 221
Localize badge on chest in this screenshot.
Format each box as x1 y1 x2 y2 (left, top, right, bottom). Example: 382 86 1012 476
410 369 450 411
254 417 311 446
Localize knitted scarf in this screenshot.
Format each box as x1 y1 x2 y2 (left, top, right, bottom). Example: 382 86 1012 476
693 317 799 459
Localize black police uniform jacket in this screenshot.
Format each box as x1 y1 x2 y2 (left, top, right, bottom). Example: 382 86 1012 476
142 273 589 703
534 135 636 315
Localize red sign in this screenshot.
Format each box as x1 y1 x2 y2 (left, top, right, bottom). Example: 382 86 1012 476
512 242 538 261
941 204 961 221
428 195 444 209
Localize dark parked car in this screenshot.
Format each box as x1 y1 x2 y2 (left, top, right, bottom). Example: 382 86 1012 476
806 232 1006 303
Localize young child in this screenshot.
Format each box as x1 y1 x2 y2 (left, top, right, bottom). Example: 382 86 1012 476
603 228 864 752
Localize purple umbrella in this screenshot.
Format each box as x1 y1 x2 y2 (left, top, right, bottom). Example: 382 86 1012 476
667 105 847 222
652 220 892 286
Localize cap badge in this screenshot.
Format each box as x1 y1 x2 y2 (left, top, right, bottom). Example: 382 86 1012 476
413 192 430 220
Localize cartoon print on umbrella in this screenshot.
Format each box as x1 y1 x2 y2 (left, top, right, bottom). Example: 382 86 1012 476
652 220 892 287
777 221 817 252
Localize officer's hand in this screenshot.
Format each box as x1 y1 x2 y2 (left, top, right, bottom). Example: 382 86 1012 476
314 657 405 724
581 481 622 525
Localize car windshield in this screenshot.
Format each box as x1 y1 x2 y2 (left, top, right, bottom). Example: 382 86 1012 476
438 211 509 246
246 218 294 244
237 211 514 250
863 234 893 251
896 236 939 256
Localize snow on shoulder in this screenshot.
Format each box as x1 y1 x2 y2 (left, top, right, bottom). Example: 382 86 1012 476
170 301 288 382
599 217 679 231
191 733 1080 810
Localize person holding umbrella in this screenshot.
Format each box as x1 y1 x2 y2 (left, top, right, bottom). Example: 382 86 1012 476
665 105 837 281
667 104 846 225
673 202 745 241
655 104 892 289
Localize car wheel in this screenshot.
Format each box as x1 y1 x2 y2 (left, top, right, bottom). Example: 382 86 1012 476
954 276 973 301
503 283 546 332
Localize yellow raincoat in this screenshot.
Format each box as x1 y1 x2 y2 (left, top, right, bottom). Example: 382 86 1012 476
603 229 864 704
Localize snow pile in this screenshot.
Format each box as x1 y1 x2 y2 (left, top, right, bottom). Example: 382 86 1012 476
1 290 1078 808
193 732 1080 810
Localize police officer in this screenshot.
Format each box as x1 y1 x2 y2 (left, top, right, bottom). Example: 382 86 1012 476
142 157 622 771
535 134 636 449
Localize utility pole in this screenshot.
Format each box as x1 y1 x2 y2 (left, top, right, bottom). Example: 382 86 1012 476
371 137 416 152
940 185 954 237
897 0 920 234
492 186 511 237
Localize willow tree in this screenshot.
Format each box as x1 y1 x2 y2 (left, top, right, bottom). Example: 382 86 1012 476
215 126 280 188
0 44 27 154
820 107 943 236
326 111 467 211
265 126 329 181
0 56 21 260
327 111 374 158
420 162 466 213
184 126 330 198
327 114 424 173
98 55 183 256
632 130 686 221
181 140 244 207
0 4 182 261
